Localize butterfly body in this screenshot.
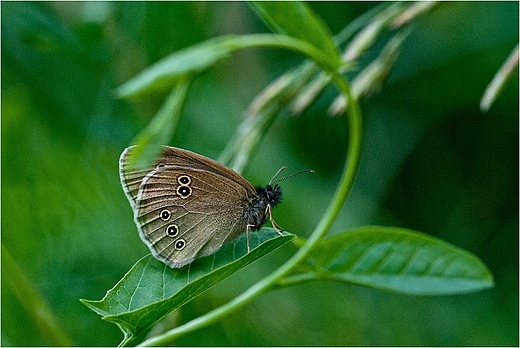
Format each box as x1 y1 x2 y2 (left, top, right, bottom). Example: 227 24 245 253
119 146 284 268
244 184 282 230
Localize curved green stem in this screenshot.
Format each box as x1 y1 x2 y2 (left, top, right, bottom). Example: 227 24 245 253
138 41 362 348
228 34 343 71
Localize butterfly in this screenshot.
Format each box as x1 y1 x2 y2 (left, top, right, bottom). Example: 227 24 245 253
119 145 312 268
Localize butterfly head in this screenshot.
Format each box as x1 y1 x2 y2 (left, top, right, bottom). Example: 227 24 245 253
258 184 283 207
244 168 313 231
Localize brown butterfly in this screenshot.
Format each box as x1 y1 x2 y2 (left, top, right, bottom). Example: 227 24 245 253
119 145 312 268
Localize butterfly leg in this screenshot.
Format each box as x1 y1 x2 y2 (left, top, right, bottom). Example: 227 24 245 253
246 225 252 252
266 204 284 237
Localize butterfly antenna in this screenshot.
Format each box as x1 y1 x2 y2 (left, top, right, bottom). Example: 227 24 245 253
273 168 315 184
269 166 287 185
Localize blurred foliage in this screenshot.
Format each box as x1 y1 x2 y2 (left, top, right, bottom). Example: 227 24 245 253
2 2 518 346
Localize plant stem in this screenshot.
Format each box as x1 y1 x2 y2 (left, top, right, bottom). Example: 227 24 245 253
2 244 74 346
139 42 363 348
229 34 343 71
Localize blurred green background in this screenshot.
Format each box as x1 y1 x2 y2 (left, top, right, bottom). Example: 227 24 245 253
2 2 518 346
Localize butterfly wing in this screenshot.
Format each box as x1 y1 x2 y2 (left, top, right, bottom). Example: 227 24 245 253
119 146 257 268
119 146 254 206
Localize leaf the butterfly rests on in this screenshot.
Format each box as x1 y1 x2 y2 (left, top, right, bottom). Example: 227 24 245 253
119 145 291 268
80 229 295 346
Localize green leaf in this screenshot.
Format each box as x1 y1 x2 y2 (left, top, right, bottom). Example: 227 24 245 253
126 80 189 171
81 228 294 345
307 226 494 295
116 31 340 101
249 1 341 64
116 36 235 99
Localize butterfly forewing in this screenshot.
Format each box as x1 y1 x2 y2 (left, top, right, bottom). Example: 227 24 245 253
119 146 257 268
